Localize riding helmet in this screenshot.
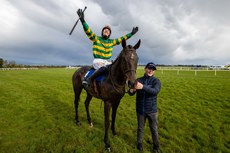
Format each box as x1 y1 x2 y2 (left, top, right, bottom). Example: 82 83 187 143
101 25 111 38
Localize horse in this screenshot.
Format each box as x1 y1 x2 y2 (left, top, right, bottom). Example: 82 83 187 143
72 39 141 152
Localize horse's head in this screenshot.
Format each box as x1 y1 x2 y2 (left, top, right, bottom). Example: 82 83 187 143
120 39 141 88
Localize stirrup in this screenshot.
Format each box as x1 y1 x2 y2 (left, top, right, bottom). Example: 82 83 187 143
82 80 88 85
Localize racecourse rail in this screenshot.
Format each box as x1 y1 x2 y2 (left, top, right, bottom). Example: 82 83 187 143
0 68 39 70
1 67 229 77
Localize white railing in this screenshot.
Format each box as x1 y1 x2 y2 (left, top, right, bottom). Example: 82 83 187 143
0 68 39 71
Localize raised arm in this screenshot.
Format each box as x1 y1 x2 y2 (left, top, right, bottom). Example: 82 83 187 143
77 9 98 42
112 27 139 46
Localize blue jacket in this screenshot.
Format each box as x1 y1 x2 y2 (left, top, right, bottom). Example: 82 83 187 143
129 74 161 115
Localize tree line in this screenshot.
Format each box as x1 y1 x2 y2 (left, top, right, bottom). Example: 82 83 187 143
0 58 67 68
0 58 20 68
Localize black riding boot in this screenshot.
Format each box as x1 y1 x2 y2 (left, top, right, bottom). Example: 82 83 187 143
83 67 108 86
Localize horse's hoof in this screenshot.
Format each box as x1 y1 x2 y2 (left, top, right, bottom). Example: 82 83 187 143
105 147 111 152
76 121 81 126
111 128 117 135
112 131 117 136
89 122 93 128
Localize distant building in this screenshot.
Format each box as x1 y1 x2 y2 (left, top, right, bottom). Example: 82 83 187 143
66 65 78 69
209 65 227 70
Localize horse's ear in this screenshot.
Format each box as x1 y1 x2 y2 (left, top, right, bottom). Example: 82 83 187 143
122 39 126 48
134 39 141 50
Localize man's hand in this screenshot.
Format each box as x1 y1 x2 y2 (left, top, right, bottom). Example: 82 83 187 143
129 88 136 93
77 9 85 22
135 81 143 89
131 27 139 35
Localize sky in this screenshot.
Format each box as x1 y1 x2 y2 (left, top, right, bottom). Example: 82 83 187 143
1 0 230 66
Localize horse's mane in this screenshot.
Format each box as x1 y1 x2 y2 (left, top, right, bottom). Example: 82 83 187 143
110 45 136 68
110 50 123 67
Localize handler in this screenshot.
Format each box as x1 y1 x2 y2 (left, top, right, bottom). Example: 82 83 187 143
129 62 161 153
77 8 138 86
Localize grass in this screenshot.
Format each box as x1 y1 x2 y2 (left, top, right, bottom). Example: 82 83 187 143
0 68 229 153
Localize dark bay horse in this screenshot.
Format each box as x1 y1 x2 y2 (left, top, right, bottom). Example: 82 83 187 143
72 39 141 151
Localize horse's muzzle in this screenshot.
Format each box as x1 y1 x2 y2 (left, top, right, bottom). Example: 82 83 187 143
125 70 136 89
127 80 136 89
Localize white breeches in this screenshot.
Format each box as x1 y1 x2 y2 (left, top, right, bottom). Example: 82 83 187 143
93 58 111 69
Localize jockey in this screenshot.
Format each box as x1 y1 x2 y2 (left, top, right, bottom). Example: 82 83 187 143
77 9 139 86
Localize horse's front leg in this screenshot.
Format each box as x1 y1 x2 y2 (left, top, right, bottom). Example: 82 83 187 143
111 101 120 135
104 101 111 152
85 93 93 127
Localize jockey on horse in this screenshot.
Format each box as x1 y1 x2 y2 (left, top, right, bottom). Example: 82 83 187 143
77 9 139 86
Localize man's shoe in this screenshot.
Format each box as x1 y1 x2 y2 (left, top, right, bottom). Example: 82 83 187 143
137 143 143 151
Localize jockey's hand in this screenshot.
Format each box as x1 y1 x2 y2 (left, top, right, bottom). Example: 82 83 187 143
77 9 85 22
131 27 138 35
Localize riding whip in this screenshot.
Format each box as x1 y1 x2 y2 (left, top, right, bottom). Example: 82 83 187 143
69 6 87 35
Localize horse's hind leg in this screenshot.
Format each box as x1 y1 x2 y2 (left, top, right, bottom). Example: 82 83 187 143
73 76 83 126
74 87 83 126
85 92 93 127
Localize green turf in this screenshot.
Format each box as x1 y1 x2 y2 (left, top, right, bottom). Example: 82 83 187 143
0 68 229 153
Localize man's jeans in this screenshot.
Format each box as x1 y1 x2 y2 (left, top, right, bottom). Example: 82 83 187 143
137 113 160 150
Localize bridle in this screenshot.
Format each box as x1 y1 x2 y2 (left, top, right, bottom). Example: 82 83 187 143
108 52 137 94
109 69 136 94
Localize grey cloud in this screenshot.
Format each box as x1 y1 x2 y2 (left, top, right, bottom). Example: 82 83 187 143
0 0 230 66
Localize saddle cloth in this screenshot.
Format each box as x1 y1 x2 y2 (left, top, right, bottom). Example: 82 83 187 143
84 68 106 82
